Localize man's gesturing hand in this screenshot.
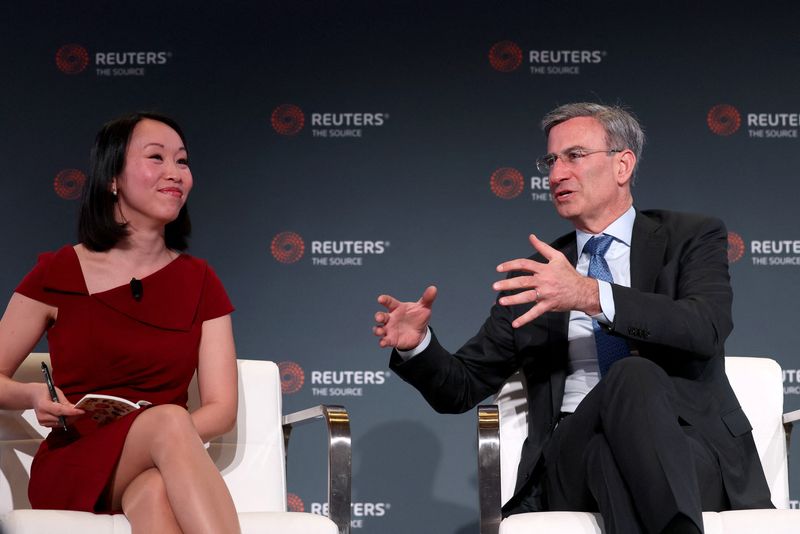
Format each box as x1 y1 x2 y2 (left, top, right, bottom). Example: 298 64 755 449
373 286 437 350
493 234 600 328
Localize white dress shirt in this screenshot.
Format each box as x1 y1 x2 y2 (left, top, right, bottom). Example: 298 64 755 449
561 206 634 412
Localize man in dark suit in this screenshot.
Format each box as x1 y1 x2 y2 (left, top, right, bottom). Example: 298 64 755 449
373 103 773 533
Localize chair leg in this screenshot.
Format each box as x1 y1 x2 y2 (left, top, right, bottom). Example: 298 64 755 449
478 405 502 534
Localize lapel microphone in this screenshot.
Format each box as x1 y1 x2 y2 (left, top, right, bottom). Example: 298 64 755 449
130 278 143 301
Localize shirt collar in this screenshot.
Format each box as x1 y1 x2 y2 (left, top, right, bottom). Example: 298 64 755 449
576 205 636 255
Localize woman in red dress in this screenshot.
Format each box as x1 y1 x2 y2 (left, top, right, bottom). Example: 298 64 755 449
0 112 241 533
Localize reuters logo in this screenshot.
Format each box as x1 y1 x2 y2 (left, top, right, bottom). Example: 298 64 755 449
53 169 86 200
287 493 305 512
279 361 305 394
271 104 305 136
727 231 745 263
707 104 741 136
490 168 525 199
488 41 523 72
271 231 305 263
55 44 89 74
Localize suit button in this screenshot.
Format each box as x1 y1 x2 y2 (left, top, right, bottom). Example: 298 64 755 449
628 327 648 338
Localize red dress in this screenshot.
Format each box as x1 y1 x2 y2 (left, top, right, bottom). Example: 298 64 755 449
15 245 234 512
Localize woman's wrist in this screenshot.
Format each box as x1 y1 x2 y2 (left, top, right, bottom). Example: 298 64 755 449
25 382 46 408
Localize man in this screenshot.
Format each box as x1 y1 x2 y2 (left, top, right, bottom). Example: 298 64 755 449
373 103 773 533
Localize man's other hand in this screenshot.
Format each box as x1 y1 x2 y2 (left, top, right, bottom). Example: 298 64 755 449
373 286 437 350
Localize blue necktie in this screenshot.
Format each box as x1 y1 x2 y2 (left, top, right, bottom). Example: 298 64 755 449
584 235 630 376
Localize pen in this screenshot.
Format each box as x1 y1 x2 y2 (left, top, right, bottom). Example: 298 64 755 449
40 362 68 431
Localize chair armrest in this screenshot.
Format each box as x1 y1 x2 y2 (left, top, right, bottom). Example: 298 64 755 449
282 405 351 534
478 405 502 534
783 409 800 425
783 409 800 454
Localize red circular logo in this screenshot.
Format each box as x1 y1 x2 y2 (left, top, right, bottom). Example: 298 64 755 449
278 361 305 394
707 104 741 136
55 44 89 74
727 231 745 263
53 169 86 200
488 41 523 72
271 104 305 136
271 232 305 264
287 493 305 512
490 168 525 199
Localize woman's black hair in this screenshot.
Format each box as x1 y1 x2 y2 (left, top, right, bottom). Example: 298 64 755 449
78 112 191 251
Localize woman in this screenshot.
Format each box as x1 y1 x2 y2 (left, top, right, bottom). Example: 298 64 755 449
0 112 240 533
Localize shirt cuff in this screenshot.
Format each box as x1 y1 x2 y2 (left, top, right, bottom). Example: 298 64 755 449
395 327 432 360
592 280 615 324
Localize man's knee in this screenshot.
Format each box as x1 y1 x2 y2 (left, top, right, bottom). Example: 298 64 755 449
605 357 669 388
600 357 675 414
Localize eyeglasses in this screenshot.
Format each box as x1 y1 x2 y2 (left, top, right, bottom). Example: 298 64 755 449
536 148 622 175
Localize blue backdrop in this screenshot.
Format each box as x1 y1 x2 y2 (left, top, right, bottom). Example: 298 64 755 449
2 1 799 532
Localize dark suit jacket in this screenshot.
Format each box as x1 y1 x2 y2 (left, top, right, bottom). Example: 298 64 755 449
390 209 773 512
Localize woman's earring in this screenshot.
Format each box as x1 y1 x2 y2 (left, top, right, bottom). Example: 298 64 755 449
112 184 117 197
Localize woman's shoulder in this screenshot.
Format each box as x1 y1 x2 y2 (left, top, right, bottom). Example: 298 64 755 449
171 254 233 320
172 254 228 283
175 253 209 268
158 253 229 295
169 253 212 283
30 244 78 266
16 244 85 301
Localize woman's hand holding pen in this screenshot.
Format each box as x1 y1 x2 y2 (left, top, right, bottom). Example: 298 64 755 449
30 383 84 428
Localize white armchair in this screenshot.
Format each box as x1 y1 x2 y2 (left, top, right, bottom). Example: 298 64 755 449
477 356 800 534
0 353 351 534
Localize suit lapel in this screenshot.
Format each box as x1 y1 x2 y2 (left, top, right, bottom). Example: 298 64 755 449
630 212 666 292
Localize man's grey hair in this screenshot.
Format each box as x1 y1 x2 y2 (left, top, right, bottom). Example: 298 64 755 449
541 102 645 178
